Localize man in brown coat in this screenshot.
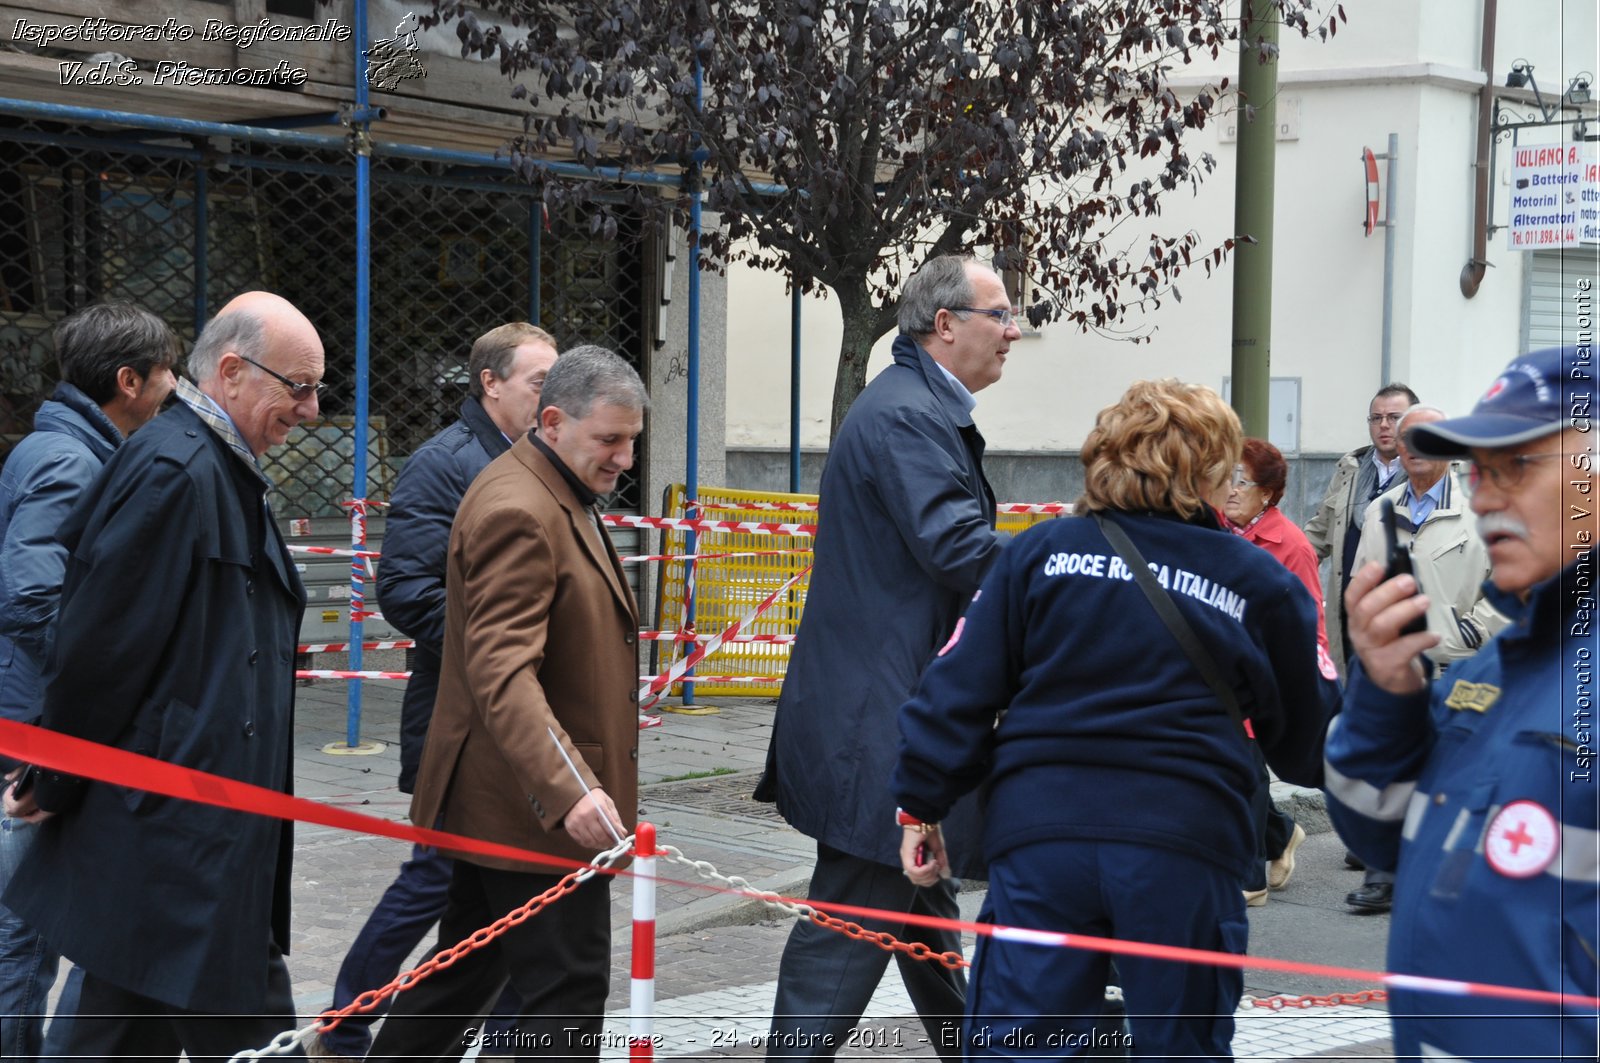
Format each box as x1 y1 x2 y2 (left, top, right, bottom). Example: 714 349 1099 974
368 344 647 1062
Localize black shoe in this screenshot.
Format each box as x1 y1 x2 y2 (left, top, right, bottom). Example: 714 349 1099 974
1344 849 1365 870
1345 882 1393 912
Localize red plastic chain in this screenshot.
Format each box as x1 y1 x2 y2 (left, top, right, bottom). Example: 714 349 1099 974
806 909 969 971
314 846 625 1034
1250 989 1389 1009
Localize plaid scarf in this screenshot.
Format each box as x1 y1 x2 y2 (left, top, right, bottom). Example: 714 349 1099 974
174 377 269 485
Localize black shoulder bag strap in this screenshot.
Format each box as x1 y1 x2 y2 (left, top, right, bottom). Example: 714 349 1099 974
1092 512 1253 747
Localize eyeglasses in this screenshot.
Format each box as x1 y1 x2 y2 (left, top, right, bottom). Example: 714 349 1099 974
951 306 1016 328
1467 452 1565 493
1229 465 1260 489
239 355 326 402
1366 413 1404 426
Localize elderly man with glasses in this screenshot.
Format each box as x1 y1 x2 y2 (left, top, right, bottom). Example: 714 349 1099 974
758 254 1019 1059
1352 405 1509 670
3 292 323 1060
1323 344 1599 1060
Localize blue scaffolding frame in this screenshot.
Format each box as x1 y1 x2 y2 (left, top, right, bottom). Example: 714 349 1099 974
0 2 813 740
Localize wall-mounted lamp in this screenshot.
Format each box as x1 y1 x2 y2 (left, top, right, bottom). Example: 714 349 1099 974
1504 60 1556 122
1566 73 1593 107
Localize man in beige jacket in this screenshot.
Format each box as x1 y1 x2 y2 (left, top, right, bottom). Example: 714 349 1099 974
1354 406 1509 667
1342 404 1508 914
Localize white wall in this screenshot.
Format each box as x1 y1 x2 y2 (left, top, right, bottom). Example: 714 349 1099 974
725 0 1599 457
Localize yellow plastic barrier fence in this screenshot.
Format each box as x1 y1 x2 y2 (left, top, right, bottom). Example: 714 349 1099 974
652 486 1063 698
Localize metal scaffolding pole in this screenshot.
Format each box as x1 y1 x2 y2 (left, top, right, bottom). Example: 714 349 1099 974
346 0 373 750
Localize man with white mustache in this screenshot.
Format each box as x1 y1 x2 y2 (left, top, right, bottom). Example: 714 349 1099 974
1323 344 1599 1060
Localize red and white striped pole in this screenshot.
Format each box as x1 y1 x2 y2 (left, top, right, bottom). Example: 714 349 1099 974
630 822 657 1061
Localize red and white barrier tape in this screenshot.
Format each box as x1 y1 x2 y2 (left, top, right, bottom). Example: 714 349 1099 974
1 716 1594 1013
298 669 410 681
619 548 813 564
287 544 383 560
998 501 1073 515
294 670 661 731
686 499 818 512
640 631 796 645
681 499 1073 516
640 565 812 701
644 675 782 684
288 502 1066 566
602 513 816 537
297 640 416 654
297 669 783 685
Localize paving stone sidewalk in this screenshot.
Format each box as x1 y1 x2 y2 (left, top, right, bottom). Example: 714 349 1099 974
285 681 1391 1061
37 678 1389 1060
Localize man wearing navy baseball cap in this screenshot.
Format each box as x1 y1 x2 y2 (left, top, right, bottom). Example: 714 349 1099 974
1323 344 1598 1059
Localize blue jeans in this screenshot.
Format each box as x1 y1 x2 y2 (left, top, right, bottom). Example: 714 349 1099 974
323 844 519 1058
1 816 61 1062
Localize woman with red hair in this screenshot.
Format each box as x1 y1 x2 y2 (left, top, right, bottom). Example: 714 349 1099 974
1224 438 1332 905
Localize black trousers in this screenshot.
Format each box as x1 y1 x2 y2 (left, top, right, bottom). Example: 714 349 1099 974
768 842 966 1060
46 943 298 1061
1246 777 1298 891
367 860 611 1061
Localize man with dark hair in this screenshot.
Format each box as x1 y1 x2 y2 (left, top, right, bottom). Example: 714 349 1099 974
1304 382 1419 912
1326 344 1597 1058
369 345 647 1062
316 322 558 1060
0 302 179 1061
1305 381 1423 672
3 291 322 1060
757 254 1017 1058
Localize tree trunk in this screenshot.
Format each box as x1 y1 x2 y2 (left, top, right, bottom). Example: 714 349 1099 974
829 284 893 441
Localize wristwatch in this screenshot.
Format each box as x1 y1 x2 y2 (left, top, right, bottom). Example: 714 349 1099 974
895 807 940 833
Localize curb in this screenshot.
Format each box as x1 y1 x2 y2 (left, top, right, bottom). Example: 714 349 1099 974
1272 782 1332 835
655 869 814 937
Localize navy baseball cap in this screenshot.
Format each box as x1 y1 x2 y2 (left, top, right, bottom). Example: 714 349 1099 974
1406 344 1592 458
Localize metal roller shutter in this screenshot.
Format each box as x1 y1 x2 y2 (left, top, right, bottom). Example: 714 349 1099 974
1525 248 1600 351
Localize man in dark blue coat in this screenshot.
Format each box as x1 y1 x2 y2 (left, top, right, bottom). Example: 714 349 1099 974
0 303 178 1061
2 291 322 1060
758 255 1018 1058
318 321 557 1059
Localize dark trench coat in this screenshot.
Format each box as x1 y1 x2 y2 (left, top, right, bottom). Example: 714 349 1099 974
758 334 1003 876
5 401 305 1013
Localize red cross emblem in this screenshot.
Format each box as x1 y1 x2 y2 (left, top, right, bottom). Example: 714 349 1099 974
938 617 966 657
1484 800 1560 879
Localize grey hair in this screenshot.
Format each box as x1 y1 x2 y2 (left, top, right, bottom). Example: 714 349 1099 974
1398 404 1448 434
897 255 978 336
538 345 649 420
188 308 267 382
53 303 182 404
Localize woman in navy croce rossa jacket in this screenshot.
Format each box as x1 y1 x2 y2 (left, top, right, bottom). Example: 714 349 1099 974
892 379 1340 1060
